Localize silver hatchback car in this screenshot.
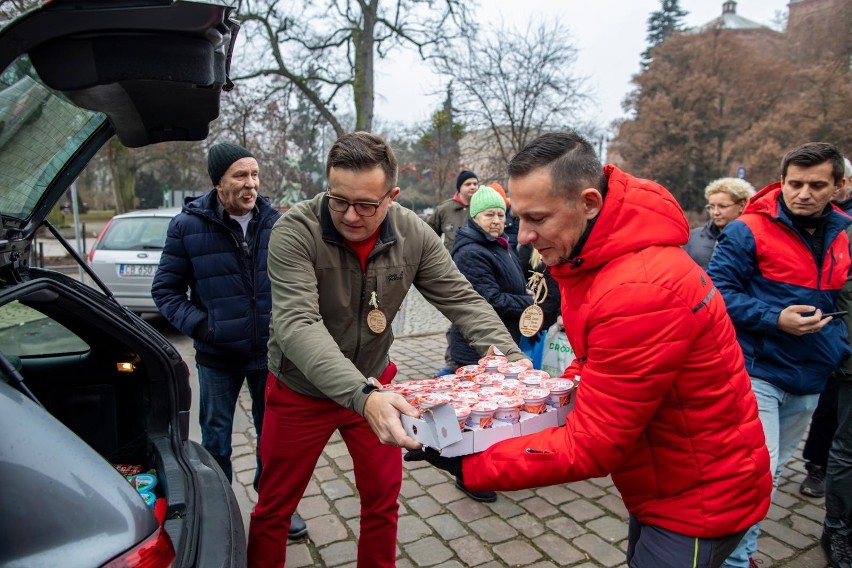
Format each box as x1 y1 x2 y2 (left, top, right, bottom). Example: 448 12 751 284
88 207 181 314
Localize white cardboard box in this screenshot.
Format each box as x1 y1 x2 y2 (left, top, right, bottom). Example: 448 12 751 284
402 403 572 457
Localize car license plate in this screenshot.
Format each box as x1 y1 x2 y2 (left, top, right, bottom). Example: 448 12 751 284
119 264 157 277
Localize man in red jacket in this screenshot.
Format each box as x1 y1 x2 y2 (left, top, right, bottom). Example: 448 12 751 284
408 132 772 568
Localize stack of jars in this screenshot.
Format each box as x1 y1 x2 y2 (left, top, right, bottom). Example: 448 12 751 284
382 356 575 431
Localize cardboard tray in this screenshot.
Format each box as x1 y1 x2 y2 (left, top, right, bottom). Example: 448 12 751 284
401 400 574 457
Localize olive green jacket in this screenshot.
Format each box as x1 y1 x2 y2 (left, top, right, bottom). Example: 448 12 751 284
427 196 469 252
267 193 525 415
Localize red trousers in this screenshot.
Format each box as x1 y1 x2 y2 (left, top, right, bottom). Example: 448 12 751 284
247 373 402 567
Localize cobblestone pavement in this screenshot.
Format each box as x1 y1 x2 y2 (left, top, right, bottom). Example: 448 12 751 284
226 331 832 568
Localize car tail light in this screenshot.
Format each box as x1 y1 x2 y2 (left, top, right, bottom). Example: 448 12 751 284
102 525 175 568
88 219 112 263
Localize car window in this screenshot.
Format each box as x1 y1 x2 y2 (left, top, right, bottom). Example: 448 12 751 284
100 217 172 250
0 300 89 356
0 55 103 221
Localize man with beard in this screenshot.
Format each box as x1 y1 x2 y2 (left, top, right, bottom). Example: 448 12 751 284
153 142 308 540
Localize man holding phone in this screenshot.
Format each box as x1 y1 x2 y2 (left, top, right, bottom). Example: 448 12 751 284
707 142 852 568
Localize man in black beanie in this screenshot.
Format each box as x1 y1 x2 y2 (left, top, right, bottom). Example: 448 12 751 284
427 169 479 252
153 142 308 540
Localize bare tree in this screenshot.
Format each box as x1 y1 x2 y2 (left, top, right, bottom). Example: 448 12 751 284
232 0 473 136
436 18 593 181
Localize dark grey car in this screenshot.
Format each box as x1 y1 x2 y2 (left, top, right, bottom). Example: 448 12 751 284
0 1 246 566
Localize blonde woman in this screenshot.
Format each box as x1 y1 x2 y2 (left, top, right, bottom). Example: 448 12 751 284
685 177 755 269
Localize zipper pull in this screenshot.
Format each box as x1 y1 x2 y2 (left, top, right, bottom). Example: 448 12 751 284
525 448 552 454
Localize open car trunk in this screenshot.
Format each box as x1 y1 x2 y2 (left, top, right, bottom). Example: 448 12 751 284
0 267 232 562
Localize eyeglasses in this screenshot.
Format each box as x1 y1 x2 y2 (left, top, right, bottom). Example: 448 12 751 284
705 203 737 212
326 188 393 217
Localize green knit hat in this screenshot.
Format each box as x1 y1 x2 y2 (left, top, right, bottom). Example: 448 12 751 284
469 185 506 218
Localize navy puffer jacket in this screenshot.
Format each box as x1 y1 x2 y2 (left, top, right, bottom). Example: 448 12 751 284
449 219 532 365
152 190 281 370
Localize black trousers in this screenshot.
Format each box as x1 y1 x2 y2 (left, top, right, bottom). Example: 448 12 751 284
803 376 840 469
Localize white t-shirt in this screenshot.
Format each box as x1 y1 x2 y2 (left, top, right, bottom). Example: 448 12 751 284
230 211 253 237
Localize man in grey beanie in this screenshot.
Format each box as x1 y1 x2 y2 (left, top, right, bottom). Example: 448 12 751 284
152 142 308 540
427 169 479 252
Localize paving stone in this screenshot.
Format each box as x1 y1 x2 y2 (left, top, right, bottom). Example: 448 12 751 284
302 479 321 497
758 535 796 561
587 515 629 543
297 494 331 519
589 476 615 489
426 513 469 540
468 516 518 543
333 454 354 472
796 502 827 523
308 513 349 546
773 489 801 509
596 494 629 520
446 498 492 523
406 494 444 518
491 540 542 565
488 497 526 519
501 488 536 501
324 441 349 459
545 516 587 539
526 562 559 568
520 496 560 518
532 533 587 566
313 465 338 482
447 535 494 566
561 499 606 523
231 432 249 446
789 514 823 540
404 536 455 566
317 540 358 567
767 502 792 521
320 478 354 500
427 481 467 504
333 496 360 519
571 532 625 567
537 484 581 505
284 541 315 568
761 518 817 549
397 514 433 543
507 513 547 539
399 477 426 499
231 443 252 458
433 562 466 568
231 453 257 473
564 480 606 499
409 466 452 486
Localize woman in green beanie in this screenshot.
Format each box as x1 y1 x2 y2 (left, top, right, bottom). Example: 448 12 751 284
449 185 533 367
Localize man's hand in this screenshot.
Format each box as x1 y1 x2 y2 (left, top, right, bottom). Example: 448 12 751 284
363 391 422 450
404 447 464 479
777 305 831 336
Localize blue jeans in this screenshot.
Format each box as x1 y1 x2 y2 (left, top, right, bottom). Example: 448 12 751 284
722 377 819 568
197 364 267 489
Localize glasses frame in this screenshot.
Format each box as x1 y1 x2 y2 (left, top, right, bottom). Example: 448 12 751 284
704 203 737 212
326 188 393 217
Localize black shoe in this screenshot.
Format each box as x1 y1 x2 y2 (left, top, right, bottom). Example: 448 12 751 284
455 477 497 503
800 464 827 497
288 514 308 541
822 529 852 568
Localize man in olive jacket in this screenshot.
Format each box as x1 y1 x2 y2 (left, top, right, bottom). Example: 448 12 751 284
247 132 529 568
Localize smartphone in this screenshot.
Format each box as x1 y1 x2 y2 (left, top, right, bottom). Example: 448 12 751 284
821 310 849 319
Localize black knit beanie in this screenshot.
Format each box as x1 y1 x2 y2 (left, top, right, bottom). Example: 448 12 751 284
456 170 478 191
208 142 254 186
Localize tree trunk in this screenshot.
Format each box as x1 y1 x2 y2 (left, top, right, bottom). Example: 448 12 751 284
353 1 377 132
106 138 137 213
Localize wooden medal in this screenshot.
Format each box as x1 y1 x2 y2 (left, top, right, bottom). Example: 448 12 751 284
519 304 545 337
367 290 387 333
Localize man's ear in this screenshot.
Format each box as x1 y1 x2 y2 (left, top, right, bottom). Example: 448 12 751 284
389 187 401 202
579 187 603 219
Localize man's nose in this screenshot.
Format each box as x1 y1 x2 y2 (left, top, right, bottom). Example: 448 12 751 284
343 204 361 222
518 221 535 245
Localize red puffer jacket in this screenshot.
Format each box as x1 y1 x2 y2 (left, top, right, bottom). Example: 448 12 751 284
463 166 771 538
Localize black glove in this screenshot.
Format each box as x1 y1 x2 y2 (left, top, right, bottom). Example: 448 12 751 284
404 448 464 479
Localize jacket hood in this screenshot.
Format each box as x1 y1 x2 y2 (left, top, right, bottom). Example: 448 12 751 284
743 182 783 218
553 166 689 275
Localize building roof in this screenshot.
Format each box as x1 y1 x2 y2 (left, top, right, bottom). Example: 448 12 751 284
693 1 771 32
